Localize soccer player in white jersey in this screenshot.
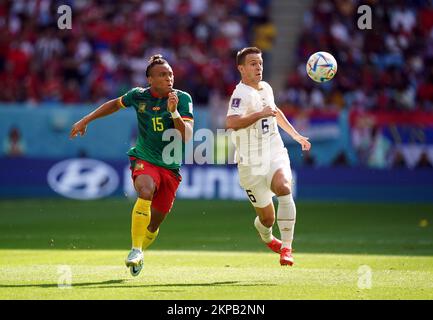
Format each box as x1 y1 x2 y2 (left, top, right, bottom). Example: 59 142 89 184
226 47 311 266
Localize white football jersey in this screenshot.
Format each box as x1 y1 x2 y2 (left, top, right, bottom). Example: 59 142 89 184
227 81 287 167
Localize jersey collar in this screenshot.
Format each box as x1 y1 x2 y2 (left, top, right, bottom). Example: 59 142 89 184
239 81 263 91
149 88 169 99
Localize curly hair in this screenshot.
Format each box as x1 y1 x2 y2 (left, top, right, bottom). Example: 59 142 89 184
145 54 169 77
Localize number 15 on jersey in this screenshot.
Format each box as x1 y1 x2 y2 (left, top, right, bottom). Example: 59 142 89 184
152 117 164 131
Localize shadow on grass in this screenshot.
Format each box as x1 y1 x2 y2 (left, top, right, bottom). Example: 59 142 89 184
0 280 276 289
0 279 125 289
97 281 277 289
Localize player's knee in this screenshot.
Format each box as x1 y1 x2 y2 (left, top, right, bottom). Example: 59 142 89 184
137 186 154 200
274 182 291 196
134 175 155 200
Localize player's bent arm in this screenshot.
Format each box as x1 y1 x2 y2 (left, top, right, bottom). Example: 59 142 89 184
226 110 269 131
276 107 311 151
173 118 194 142
275 107 301 138
69 98 122 139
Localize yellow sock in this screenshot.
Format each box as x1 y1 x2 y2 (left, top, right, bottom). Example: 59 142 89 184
131 198 151 249
142 228 159 250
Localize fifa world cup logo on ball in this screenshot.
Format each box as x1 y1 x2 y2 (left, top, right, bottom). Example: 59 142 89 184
306 51 337 82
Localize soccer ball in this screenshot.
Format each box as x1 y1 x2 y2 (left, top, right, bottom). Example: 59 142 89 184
306 51 337 82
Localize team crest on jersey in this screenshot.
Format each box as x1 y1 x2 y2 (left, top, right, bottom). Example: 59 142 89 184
138 102 146 113
135 163 144 170
231 98 241 109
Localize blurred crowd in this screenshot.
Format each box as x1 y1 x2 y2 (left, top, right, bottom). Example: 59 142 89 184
0 0 271 105
3 0 433 168
276 0 433 169
278 0 433 113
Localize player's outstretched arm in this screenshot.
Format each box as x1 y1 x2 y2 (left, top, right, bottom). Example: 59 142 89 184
226 106 276 131
69 98 123 139
276 107 311 151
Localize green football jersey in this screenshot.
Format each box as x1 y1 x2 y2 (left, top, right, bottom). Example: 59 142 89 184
120 87 194 170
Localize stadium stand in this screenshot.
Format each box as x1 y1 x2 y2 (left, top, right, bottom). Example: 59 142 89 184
279 0 433 113
1 0 432 168
0 0 271 105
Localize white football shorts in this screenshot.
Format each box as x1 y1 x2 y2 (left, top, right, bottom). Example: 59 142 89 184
237 150 292 208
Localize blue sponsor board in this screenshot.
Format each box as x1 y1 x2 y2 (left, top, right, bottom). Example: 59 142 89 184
0 158 246 200
0 158 432 202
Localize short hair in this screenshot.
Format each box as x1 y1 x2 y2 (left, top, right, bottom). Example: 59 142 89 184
236 47 262 65
145 54 169 77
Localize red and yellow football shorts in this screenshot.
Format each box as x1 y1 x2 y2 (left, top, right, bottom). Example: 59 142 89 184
129 157 182 214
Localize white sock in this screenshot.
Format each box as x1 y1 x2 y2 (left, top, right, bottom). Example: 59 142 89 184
254 216 273 243
277 194 296 249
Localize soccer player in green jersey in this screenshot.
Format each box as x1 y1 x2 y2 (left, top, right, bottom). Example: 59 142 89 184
70 55 194 276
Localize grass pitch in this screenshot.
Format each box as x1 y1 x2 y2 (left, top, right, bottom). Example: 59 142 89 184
0 199 432 299
1 250 432 300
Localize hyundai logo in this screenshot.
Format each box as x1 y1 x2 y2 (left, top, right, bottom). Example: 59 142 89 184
47 158 119 200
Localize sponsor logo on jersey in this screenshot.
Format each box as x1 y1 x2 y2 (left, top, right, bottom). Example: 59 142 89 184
138 102 146 113
231 98 241 109
152 106 161 111
47 158 119 200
